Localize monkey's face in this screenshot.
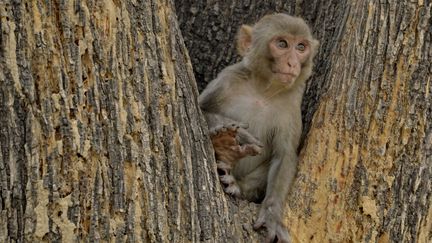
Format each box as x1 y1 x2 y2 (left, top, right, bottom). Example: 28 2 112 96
268 35 312 87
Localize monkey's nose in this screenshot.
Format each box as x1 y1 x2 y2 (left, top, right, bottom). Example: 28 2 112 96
287 61 298 68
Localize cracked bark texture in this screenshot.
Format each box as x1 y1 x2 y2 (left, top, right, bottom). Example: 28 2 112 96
177 0 431 242
0 0 263 242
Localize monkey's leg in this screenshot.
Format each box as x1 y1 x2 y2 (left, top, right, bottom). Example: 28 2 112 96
254 152 297 243
235 162 269 202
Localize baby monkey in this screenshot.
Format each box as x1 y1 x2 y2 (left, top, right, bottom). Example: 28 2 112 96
199 13 319 242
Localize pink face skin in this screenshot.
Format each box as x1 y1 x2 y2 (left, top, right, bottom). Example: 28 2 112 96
268 35 311 85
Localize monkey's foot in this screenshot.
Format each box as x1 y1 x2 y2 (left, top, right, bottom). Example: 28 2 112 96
216 160 232 172
224 184 241 197
216 168 241 197
219 174 236 184
219 175 241 197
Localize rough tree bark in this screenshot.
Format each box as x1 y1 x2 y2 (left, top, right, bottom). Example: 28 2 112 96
176 0 431 242
0 0 262 242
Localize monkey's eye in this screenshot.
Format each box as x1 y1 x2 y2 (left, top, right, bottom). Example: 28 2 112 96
296 43 306 52
276 40 288 49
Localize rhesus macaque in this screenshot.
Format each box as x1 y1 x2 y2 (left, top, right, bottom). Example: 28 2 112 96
199 13 319 242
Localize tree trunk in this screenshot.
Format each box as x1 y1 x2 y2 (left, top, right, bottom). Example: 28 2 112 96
177 0 432 242
0 0 262 242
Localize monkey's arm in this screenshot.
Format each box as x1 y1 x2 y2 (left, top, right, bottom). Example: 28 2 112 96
266 146 298 199
198 79 263 149
254 145 298 243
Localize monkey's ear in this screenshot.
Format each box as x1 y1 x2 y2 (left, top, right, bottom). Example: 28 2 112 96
310 39 320 58
236 25 253 56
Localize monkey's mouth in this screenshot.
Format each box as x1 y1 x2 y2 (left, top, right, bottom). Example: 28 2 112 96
272 71 297 83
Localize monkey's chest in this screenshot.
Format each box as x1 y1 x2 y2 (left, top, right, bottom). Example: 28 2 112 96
224 96 281 125
253 99 268 107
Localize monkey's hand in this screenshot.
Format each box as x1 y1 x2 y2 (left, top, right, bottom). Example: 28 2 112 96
254 198 291 243
209 124 262 163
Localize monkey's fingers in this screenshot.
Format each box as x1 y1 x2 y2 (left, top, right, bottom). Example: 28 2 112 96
209 125 228 136
243 144 262 155
221 122 249 132
235 122 249 129
216 160 231 172
253 221 264 231
237 128 264 147
253 210 266 230
254 212 291 243
255 218 291 243
265 228 277 243
225 123 241 131
275 225 291 243
210 124 240 139
235 144 262 158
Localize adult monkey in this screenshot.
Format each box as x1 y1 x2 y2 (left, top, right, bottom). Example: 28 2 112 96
199 13 319 242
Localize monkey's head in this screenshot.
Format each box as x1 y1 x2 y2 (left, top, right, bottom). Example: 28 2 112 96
236 13 319 89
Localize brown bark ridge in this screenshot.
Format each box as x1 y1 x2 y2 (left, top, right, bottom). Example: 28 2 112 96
177 0 431 242
0 0 261 242
290 1 431 242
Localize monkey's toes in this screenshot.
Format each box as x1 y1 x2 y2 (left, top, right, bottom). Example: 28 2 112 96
216 161 232 174
209 125 227 136
219 174 236 184
210 125 239 139
225 184 241 197
228 122 249 130
245 144 263 155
